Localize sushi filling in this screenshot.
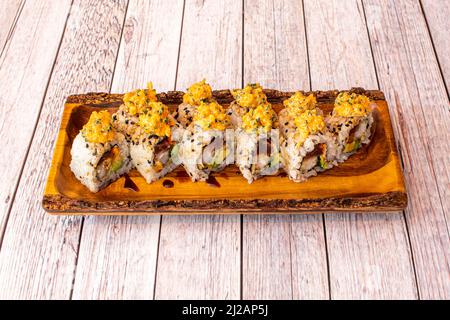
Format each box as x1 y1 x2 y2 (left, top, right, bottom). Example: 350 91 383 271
153 137 177 172
96 145 124 180
252 137 280 175
301 143 327 171
201 137 229 170
329 91 374 160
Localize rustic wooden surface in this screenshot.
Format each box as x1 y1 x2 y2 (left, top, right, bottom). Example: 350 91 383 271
0 0 448 299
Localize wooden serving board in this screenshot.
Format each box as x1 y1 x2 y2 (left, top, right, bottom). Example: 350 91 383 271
43 88 407 214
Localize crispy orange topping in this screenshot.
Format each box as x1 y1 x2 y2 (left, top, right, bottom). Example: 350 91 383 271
334 92 371 117
284 92 317 117
183 79 213 106
293 109 325 145
82 110 114 144
123 82 158 116
231 83 268 108
193 101 230 131
242 103 278 133
138 102 174 138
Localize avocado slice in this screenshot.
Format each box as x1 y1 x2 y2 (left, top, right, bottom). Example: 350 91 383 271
111 158 123 173
318 155 327 169
344 138 361 153
207 147 228 170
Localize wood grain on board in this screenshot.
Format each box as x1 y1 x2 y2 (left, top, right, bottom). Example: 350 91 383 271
72 0 184 299
364 0 450 299
421 0 450 92
0 0 128 299
304 0 417 299
154 0 242 300
0 0 72 237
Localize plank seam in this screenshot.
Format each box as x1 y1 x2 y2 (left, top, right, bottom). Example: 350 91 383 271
322 214 332 300
173 0 186 90
153 0 186 299
402 211 421 299
241 0 244 88
418 0 450 99
239 214 243 300
0 0 26 60
271 0 279 87
0 0 73 251
391 0 450 237
239 0 245 301
302 0 330 299
288 215 294 299
69 215 84 300
301 0 312 91
108 0 131 93
69 0 131 299
361 0 434 298
152 215 163 299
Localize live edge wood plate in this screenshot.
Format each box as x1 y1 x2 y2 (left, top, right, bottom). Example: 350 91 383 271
43 88 407 215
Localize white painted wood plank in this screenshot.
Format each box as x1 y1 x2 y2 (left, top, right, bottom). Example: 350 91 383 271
305 0 418 299
111 0 183 93
154 0 242 300
72 0 184 300
0 0 24 55
421 0 450 92
364 0 450 299
0 0 128 299
0 0 71 236
242 0 328 300
72 216 161 299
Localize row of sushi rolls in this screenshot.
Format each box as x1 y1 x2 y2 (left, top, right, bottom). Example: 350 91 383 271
70 80 375 192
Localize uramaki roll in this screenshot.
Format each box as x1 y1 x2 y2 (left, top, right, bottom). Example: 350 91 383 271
230 84 281 183
279 92 338 182
129 101 183 184
70 110 132 192
179 100 234 182
326 92 375 162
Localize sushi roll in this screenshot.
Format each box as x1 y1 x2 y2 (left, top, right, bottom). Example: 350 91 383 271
174 79 213 128
230 84 280 183
112 82 158 140
326 92 375 162
279 92 338 182
70 110 132 192
179 100 233 182
129 101 183 183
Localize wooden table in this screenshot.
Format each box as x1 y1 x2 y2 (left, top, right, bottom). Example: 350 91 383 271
0 0 448 300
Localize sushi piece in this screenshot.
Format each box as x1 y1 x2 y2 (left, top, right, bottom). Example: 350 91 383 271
279 92 338 182
229 83 268 127
70 110 132 192
112 82 158 140
179 100 233 181
129 101 183 183
326 92 375 162
174 79 213 128
230 84 280 183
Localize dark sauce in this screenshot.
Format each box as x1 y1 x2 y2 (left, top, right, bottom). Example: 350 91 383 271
162 179 174 188
206 176 220 188
174 170 191 182
124 174 139 192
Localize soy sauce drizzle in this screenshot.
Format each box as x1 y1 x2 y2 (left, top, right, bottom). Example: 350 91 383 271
162 179 174 188
206 176 220 188
124 174 139 192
